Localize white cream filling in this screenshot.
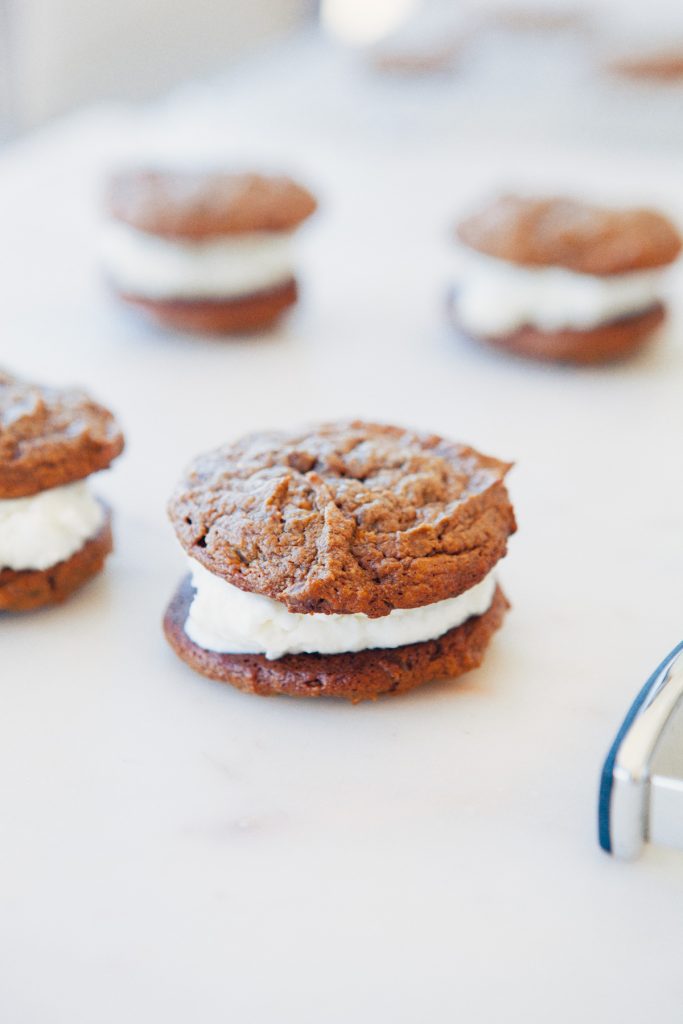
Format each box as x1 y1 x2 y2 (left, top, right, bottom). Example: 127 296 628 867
185 557 497 660
0 480 104 572
454 249 666 336
100 221 294 300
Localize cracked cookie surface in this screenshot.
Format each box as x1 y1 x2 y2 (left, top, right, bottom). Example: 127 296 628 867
169 421 516 617
0 371 124 499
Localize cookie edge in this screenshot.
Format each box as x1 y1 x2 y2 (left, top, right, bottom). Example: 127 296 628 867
163 575 509 702
0 506 113 612
116 278 298 333
453 300 666 365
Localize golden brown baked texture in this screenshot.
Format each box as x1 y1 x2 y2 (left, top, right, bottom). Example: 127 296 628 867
607 53 683 81
106 170 317 239
117 279 298 334
169 421 516 617
164 575 509 702
0 511 113 612
490 7 581 30
456 195 682 274
0 370 124 499
458 302 665 365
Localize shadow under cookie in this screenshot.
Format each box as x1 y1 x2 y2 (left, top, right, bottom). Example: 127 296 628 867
117 279 298 334
163 575 510 702
0 509 113 612
456 302 665 365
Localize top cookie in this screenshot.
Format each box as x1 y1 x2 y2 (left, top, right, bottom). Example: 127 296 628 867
456 195 682 275
169 421 516 618
106 170 318 240
0 371 124 498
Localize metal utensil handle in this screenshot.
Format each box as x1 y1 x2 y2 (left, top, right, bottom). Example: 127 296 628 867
599 641 683 859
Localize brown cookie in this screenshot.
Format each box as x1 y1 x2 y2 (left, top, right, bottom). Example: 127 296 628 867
456 195 682 274
488 5 583 31
164 575 509 702
117 279 298 334
106 170 317 240
0 509 113 612
0 370 124 499
455 301 666 365
607 53 683 81
169 421 516 618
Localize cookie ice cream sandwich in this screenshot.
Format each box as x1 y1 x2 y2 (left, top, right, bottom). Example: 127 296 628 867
0 371 124 611
101 169 317 334
452 195 681 364
164 422 516 702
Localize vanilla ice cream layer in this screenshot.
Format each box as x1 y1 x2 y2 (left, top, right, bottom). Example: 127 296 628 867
454 250 667 336
185 558 497 660
100 222 294 300
0 481 105 571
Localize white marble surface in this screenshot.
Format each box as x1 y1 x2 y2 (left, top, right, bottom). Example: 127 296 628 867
2 31 683 1023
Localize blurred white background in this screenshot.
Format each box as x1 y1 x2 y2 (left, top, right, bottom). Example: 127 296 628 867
2 0 683 151
4 0 313 128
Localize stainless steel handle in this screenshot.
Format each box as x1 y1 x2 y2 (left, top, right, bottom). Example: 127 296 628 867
599 642 683 860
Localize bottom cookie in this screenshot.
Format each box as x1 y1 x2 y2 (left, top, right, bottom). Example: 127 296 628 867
455 302 665 365
118 279 298 334
0 510 113 612
607 54 683 82
163 576 509 702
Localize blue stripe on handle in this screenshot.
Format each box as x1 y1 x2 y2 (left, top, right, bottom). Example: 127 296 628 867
598 640 683 854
